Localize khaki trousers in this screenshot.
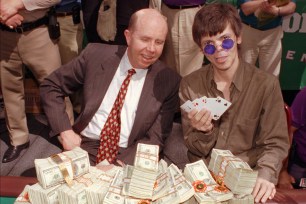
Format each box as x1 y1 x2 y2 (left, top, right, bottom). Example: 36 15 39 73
240 24 283 77
0 26 74 146
57 16 83 113
160 3 204 77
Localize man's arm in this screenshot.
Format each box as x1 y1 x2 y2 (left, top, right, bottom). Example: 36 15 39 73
0 0 60 22
239 0 264 16
252 77 289 203
277 126 297 189
179 78 217 159
40 43 89 136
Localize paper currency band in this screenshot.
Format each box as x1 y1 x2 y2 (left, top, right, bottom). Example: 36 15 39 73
215 156 243 185
50 154 74 187
138 200 150 204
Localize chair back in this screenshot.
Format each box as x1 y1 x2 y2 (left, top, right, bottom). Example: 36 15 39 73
284 103 292 144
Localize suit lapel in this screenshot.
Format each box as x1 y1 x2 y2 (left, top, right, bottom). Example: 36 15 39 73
87 47 126 117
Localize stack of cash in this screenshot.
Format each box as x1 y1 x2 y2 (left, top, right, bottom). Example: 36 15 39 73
208 149 258 195
228 194 254 204
27 183 61 204
103 169 125 204
124 143 159 199
184 160 233 203
57 167 108 204
15 185 31 204
35 147 90 189
86 166 119 204
167 164 195 203
152 159 170 200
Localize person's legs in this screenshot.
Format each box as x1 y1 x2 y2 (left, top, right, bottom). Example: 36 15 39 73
0 31 29 146
258 26 283 77
160 4 204 77
58 15 84 113
20 26 74 124
176 7 204 76
240 24 260 66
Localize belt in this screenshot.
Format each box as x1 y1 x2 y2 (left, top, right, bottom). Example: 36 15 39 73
165 3 204 9
56 11 73 17
0 16 48 33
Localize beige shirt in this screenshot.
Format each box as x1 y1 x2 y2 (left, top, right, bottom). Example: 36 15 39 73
179 60 289 184
20 0 60 22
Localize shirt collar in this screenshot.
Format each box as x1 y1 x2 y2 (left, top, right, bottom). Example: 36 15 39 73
120 51 148 77
207 61 244 92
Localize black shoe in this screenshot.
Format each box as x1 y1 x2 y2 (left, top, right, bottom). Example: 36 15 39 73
2 141 30 163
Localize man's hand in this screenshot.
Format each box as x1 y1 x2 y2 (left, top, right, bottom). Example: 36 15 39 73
59 129 82 151
260 0 278 16
3 14 24 28
186 108 213 133
0 0 25 22
252 177 276 203
277 170 295 189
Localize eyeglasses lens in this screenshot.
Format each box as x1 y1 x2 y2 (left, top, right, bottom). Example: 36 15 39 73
203 38 234 55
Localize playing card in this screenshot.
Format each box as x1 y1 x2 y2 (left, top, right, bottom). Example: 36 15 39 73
212 96 232 120
192 98 204 111
180 100 194 113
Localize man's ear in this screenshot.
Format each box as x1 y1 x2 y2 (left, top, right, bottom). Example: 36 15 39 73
124 29 131 46
237 35 242 45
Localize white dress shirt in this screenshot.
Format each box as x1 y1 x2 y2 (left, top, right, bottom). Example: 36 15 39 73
81 51 148 147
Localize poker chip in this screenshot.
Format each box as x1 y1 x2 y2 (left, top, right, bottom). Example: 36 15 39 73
214 185 229 193
192 180 207 192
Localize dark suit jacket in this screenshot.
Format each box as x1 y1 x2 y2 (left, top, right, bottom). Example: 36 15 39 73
40 43 181 164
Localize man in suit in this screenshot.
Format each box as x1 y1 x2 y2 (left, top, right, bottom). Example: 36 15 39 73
40 8 181 165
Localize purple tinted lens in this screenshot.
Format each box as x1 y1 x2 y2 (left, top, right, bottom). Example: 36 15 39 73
222 38 234 50
203 38 234 55
204 44 216 55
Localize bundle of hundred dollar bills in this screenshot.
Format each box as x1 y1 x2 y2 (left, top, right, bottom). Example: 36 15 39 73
15 145 258 204
208 149 258 195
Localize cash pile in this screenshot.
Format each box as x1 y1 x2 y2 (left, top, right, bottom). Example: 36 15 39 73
167 163 195 203
57 166 110 204
184 160 233 203
103 169 125 204
86 166 120 204
229 194 254 204
14 185 31 204
123 143 159 199
27 183 61 204
208 149 258 195
35 147 90 189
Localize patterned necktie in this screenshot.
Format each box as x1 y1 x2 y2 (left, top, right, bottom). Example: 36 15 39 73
96 69 136 164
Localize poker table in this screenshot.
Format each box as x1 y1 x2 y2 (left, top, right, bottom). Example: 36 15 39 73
0 176 306 204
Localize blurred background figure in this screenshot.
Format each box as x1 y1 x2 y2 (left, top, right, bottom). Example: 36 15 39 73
238 0 296 76
82 0 149 44
278 86 306 189
0 0 73 163
56 0 83 114
158 0 205 77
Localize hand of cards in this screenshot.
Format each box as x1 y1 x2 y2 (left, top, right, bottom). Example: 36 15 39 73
180 96 231 120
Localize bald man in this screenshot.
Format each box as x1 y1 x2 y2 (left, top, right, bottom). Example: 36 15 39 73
40 9 181 165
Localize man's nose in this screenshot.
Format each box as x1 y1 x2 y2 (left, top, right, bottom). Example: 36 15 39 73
147 42 156 52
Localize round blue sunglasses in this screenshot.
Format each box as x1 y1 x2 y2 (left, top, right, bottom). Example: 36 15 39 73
203 38 235 55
